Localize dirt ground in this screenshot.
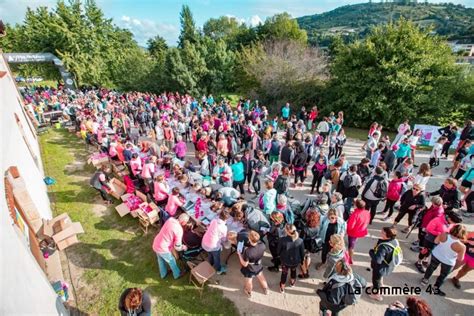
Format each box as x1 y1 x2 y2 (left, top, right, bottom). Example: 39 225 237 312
207 138 474 316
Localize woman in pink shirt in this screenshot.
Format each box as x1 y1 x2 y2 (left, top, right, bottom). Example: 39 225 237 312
173 136 187 160
415 210 462 273
130 153 142 178
346 199 371 261
217 134 229 158
202 211 229 274
165 187 185 218
141 156 157 193
153 174 169 206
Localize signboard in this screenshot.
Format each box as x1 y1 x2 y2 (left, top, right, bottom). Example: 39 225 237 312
3 53 76 90
414 124 460 147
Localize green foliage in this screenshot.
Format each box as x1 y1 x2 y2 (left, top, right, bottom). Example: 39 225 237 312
258 13 308 45
147 35 168 62
297 2 474 47
236 40 327 111
327 19 466 129
2 0 153 90
178 5 200 48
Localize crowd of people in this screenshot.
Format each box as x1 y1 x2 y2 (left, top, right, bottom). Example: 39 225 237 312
22 85 474 315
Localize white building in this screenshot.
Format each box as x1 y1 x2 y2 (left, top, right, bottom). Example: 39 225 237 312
0 53 68 315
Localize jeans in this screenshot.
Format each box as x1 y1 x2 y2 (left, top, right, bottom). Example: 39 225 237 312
208 250 222 271
252 175 261 194
156 252 181 279
280 265 297 285
423 255 454 288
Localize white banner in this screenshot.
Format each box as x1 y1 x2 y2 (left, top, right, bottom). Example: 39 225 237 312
414 124 460 147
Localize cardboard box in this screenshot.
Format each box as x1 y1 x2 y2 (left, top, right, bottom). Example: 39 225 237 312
108 178 126 200
135 190 147 203
88 153 110 167
115 203 130 217
121 193 132 202
38 213 84 251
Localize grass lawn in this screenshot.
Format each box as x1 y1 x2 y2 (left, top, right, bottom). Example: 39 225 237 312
40 129 238 315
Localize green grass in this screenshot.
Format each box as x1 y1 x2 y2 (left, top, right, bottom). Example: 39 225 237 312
218 93 240 106
344 126 396 142
40 129 238 316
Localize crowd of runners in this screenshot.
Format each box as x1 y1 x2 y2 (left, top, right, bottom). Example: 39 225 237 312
22 85 473 316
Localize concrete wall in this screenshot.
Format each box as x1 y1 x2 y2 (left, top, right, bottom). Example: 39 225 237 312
0 55 68 315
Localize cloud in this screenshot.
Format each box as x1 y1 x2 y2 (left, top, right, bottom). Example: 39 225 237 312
118 15 179 46
0 0 57 25
248 15 263 26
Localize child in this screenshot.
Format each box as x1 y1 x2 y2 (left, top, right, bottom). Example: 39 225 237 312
429 136 447 169
412 163 431 188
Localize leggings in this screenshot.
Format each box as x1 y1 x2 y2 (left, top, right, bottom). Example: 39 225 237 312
280 265 297 285
294 169 305 183
423 255 454 288
394 207 416 226
363 198 380 224
382 199 397 217
321 243 331 264
233 180 245 194
441 142 451 158
335 145 343 158
311 173 324 193
328 147 336 159
252 175 261 194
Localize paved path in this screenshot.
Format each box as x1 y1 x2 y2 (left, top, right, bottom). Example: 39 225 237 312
205 138 474 316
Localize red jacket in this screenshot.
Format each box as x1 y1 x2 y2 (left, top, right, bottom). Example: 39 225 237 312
347 208 371 238
196 139 208 153
386 178 405 201
421 205 444 229
426 216 452 236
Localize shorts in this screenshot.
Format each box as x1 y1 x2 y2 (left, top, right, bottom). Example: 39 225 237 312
461 179 472 189
464 255 474 268
348 236 358 250
240 266 263 278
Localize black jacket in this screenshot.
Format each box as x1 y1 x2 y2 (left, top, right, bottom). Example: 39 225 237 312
400 190 426 212
430 185 460 210
278 236 305 267
369 238 397 276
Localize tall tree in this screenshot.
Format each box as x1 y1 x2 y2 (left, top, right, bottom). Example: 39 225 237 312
178 5 199 48
257 13 307 45
147 35 168 62
328 19 462 128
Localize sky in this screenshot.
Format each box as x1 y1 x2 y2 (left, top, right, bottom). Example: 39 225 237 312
1 0 473 46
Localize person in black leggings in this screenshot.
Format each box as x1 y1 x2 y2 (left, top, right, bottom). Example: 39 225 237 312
277 224 305 293
393 184 426 233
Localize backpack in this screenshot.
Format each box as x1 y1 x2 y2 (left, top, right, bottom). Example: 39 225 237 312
342 172 353 189
303 227 323 253
373 180 388 199
376 240 403 270
323 274 366 306
323 168 333 180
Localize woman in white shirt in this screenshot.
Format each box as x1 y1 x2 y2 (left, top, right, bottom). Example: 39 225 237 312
412 163 431 188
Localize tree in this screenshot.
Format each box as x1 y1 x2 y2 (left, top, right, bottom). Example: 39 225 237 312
203 16 240 41
147 35 168 62
328 19 463 129
257 13 307 45
178 5 199 48
236 40 327 108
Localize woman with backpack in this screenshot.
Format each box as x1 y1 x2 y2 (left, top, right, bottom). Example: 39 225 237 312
369 226 401 301
251 150 266 196
292 143 308 188
317 259 366 316
298 209 321 279
339 164 362 217
323 234 351 280
380 171 405 221
277 224 305 293
346 200 371 262
393 184 426 233
274 166 290 196
421 224 467 297
316 209 347 269
362 167 388 224
267 212 286 272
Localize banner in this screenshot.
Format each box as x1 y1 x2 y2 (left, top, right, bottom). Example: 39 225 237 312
414 124 460 147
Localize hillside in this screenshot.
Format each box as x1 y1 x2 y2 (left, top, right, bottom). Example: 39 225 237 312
297 2 474 47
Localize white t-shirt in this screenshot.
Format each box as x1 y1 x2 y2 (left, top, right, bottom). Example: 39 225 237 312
413 174 430 187
430 143 443 158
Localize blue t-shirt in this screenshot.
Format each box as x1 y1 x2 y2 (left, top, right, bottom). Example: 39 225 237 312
282 106 290 119
231 162 245 182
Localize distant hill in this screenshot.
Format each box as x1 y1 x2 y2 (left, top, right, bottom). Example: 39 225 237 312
296 2 474 47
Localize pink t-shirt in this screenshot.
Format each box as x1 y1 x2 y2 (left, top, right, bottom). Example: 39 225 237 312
152 218 183 253
153 182 169 201
202 218 228 252
174 141 187 158
165 194 184 216
141 163 155 179
130 158 142 176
